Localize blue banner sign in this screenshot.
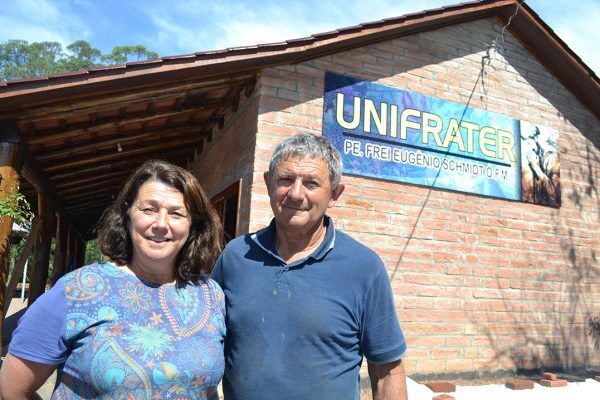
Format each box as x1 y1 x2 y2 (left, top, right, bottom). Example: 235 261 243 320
322 72 560 207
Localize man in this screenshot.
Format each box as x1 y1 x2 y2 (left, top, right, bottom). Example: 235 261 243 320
212 133 407 400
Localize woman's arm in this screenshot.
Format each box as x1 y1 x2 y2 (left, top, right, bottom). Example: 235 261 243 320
0 353 56 400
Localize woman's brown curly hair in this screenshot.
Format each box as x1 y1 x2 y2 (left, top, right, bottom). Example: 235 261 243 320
96 160 223 282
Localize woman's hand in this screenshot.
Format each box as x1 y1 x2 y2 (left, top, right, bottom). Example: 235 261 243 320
0 353 56 400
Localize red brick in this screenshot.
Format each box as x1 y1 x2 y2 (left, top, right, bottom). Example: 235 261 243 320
594 376 600 382
505 380 534 390
542 372 558 380
425 382 456 393
540 379 567 387
432 395 454 400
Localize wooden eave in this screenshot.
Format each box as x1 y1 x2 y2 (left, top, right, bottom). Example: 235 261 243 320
0 0 597 239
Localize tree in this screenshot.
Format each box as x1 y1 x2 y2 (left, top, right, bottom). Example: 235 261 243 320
62 40 102 71
0 182 34 228
0 40 64 81
100 45 158 65
0 39 159 82
84 239 103 265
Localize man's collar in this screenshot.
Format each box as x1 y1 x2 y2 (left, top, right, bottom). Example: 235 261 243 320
251 216 336 266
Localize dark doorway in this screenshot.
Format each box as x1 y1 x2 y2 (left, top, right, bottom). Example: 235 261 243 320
211 181 240 243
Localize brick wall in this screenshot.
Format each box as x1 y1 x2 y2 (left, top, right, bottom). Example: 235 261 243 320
189 89 259 235
249 17 600 376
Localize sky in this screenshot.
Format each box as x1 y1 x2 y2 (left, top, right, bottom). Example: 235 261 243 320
1 0 598 75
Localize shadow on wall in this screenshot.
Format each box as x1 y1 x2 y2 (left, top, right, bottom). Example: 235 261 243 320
481 67 599 365
476 147 599 373
589 316 600 351
384 18 600 375
568 143 600 218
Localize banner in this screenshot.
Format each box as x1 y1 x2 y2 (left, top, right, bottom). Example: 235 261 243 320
322 72 560 207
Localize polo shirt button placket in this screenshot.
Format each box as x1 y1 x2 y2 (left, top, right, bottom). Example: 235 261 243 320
273 266 290 296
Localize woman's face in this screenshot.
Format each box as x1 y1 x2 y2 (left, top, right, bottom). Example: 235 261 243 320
128 180 191 271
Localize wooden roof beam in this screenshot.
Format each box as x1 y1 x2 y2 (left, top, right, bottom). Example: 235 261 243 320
65 199 111 213
44 137 201 173
37 127 209 162
27 97 234 145
50 161 136 181
53 170 126 189
48 141 202 182
8 75 257 122
65 188 117 203
52 166 135 185
29 109 190 145
68 208 106 218
60 177 125 196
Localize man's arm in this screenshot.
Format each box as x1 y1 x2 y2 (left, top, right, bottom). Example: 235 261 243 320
368 359 408 400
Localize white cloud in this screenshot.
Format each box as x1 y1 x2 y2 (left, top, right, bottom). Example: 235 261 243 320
139 0 454 53
145 13 208 55
13 0 62 23
208 0 454 50
0 15 71 44
0 0 91 47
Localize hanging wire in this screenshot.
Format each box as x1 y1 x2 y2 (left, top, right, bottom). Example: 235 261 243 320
497 0 524 55
391 0 524 279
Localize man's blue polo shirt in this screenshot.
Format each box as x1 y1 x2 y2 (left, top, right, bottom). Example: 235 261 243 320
211 216 406 400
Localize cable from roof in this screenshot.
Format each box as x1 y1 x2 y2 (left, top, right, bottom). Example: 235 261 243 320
391 0 526 280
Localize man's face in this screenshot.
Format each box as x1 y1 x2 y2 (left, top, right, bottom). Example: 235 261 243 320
264 156 344 233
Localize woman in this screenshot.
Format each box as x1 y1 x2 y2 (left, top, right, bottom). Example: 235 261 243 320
0 160 225 399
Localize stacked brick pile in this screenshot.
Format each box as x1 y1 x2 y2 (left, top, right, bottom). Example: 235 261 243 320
426 381 456 400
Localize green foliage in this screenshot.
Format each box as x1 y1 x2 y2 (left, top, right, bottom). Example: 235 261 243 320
85 239 104 265
61 40 102 72
0 39 159 82
67 40 102 61
0 39 64 81
0 183 34 227
100 45 158 65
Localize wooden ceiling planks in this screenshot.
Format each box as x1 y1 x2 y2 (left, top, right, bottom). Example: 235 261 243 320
15 74 256 238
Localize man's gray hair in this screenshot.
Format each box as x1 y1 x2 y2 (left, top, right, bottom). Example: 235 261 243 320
269 133 343 188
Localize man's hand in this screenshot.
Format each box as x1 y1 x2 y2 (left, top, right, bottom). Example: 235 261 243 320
368 359 408 400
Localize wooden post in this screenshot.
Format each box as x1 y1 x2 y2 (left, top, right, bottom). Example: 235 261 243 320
3 218 40 314
0 121 24 355
76 237 86 268
51 212 67 284
28 193 53 306
66 226 76 273
72 235 79 270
